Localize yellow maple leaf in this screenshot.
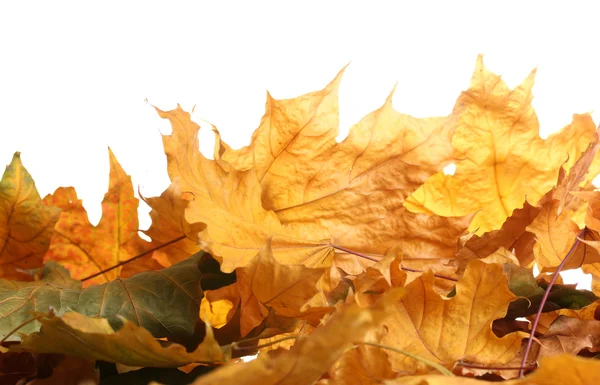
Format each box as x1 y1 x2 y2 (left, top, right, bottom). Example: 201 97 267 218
380 260 525 374
404 56 597 235
0 152 61 280
42 148 149 284
157 69 472 276
205 239 327 336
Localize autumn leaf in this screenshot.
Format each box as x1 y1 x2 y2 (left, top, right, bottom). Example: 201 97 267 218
22 356 99 385
387 354 600 384
13 311 224 368
0 152 61 280
0 252 205 341
42 148 149 285
183 289 404 385
0 352 64 384
404 56 597 235
534 315 600 357
131 182 204 274
316 327 397 385
380 260 526 374
157 71 474 278
205 239 327 336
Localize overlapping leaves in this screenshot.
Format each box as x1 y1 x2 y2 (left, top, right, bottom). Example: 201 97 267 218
2 56 600 384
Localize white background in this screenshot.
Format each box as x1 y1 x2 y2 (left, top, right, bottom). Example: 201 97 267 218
1 1 598 288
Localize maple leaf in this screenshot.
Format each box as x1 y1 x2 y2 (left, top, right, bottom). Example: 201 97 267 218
532 315 600 358
380 260 526 374
386 354 600 384
404 56 597 235
205 239 327 336
157 71 473 276
0 152 61 280
0 252 205 341
131 182 204 273
42 148 149 285
316 327 397 385
183 289 404 385
13 311 224 368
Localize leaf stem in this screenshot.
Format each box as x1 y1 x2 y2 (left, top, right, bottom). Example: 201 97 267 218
457 361 537 371
518 229 585 378
81 235 186 282
357 341 454 376
232 335 299 351
0 314 46 345
330 244 458 282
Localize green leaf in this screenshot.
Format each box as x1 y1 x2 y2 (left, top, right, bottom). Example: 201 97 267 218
0 252 208 341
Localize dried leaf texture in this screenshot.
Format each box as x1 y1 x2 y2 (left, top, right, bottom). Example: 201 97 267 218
42 149 149 284
157 70 473 276
0 252 204 341
0 152 60 280
405 56 597 235
381 260 525 373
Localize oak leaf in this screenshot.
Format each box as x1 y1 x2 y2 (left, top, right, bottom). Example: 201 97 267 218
404 56 597 235
0 152 61 280
42 149 149 285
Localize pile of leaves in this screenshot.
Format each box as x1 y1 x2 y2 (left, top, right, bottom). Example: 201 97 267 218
3 56 600 385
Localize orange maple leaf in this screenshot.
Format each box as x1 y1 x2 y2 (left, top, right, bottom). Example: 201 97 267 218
42 149 149 285
0 152 60 280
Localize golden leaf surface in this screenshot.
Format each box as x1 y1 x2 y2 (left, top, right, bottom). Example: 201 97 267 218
135 183 204 271
14 312 224 368
205 239 326 336
184 289 404 385
404 56 597 235
42 149 149 284
0 152 60 280
158 69 473 275
380 260 525 373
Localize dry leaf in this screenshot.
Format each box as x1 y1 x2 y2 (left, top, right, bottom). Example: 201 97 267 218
13 311 224 368
404 57 597 235
0 152 61 280
42 149 148 285
380 260 526 374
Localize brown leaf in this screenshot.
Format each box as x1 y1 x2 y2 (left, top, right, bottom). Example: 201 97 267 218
386 354 600 384
23 356 98 385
